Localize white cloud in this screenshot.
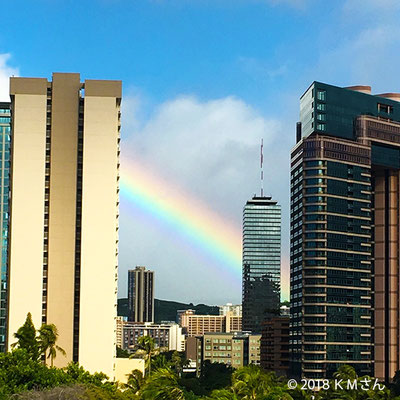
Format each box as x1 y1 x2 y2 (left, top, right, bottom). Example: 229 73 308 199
123 95 287 214
314 24 400 92
119 94 291 303
0 54 18 102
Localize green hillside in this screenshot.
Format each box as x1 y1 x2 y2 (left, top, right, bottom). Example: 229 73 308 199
117 298 219 322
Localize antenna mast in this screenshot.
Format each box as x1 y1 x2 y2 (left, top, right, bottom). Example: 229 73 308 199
260 138 264 197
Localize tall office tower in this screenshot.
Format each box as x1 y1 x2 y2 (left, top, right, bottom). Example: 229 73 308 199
242 196 281 333
7 73 121 377
128 266 154 323
0 102 10 353
290 82 400 381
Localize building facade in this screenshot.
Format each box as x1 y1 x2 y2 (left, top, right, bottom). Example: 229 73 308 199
290 82 400 381
116 316 127 349
122 322 185 352
0 102 10 353
260 316 289 376
6 73 121 377
128 266 154 323
219 303 242 317
242 196 281 333
196 332 261 372
179 309 242 336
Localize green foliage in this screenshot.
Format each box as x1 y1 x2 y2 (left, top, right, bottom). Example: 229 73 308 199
11 313 66 367
116 346 130 358
0 349 123 400
10 384 131 400
390 370 400 397
125 369 145 394
141 368 186 400
206 365 293 400
38 323 66 367
151 350 189 376
12 312 40 361
80 385 130 400
131 335 168 375
200 361 233 393
0 349 62 398
4 320 400 400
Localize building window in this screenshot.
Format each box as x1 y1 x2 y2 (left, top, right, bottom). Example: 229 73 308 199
317 90 326 101
317 103 326 111
378 103 393 114
317 113 326 121
317 123 326 131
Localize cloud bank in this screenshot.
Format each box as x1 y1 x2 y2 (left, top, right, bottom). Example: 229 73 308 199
0 54 18 101
119 94 291 303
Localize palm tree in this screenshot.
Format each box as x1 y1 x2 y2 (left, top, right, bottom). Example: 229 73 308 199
141 367 186 400
171 351 189 377
333 365 358 381
208 388 240 399
125 368 145 395
152 354 170 371
131 336 167 375
12 312 40 360
38 323 66 367
231 364 273 399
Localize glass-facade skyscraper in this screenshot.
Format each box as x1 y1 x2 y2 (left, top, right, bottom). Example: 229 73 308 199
290 82 400 381
242 196 281 333
0 102 10 353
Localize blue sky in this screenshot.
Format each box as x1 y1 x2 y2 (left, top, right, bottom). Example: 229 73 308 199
1 0 400 304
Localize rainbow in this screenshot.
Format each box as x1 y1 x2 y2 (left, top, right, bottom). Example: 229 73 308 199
119 155 243 284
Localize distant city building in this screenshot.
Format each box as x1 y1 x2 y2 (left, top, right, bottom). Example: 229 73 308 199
177 309 195 324
260 316 290 376
185 336 198 364
179 309 242 336
6 73 121 378
0 102 10 353
122 322 185 352
242 196 281 333
128 266 154 323
196 332 261 372
116 316 127 349
290 82 400 380
219 303 242 317
280 305 290 317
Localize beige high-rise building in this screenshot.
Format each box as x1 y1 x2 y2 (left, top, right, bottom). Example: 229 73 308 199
179 310 242 336
6 73 121 378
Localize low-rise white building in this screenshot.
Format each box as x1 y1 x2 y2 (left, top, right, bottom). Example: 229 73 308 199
122 322 185 353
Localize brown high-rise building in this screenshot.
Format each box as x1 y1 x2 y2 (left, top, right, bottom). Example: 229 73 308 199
6 73 121 377
128 266 154 323
291 82 400 381
261 316 289 376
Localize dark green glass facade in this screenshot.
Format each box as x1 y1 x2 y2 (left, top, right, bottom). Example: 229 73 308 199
291 82 400 381
301 82 400 140
242 196 281 334
0 103 10 352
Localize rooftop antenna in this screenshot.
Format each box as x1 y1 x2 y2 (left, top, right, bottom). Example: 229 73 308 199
260 138 264 197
